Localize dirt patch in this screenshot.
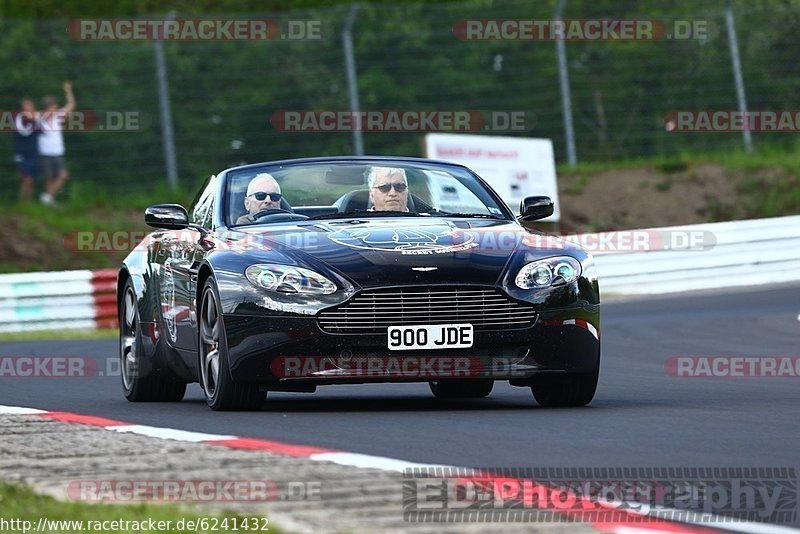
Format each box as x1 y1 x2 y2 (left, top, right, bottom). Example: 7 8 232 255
556 162 748 231
0 207 148 273
0 218 52 267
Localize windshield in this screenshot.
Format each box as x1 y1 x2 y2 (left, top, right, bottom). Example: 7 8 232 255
226 160 512 227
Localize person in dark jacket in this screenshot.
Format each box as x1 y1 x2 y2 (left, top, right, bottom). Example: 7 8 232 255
13 97 40 202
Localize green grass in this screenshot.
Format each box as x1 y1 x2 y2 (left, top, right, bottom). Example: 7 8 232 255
565 174 590 195
557 143 800 175
654 160 689 174
0 481 281 534
653 177 673 191
708 146 800 218
557 152 699 174
0 328 117 342
738 175 800 218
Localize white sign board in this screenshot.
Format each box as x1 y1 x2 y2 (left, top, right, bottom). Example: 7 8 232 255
424 133 560 221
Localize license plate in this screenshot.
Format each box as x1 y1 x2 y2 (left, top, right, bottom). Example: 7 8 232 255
388 323 473 351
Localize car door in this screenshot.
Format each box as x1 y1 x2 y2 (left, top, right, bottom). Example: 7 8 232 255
157 229 195 349
169 176 217 353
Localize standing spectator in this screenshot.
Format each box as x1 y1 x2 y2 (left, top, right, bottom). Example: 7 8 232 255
38 81 75 205
13 97 40 202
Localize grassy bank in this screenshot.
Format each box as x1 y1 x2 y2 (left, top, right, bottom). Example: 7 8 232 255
0 481 279 534
555 147 800 230
0 182 195 273
558 146 800 220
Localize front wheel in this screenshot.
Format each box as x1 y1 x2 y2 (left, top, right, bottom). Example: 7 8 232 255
429 380 493 399
531 369 599 407
119 279 186 402
199 278 265 411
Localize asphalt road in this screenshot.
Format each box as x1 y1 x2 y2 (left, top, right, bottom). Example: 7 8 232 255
2 284 799 470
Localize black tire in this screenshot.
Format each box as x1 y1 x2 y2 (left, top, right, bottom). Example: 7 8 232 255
531 368 599 407
429 380 493 399
119 278 186 402
199 277 265 411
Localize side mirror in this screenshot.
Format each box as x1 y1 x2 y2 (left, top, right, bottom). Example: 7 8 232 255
145 204 189 229
518 196 554 222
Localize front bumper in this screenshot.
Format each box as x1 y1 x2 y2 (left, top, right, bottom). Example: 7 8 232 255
224 305 600 385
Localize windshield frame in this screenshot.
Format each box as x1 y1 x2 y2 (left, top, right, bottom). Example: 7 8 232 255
222 158 516 228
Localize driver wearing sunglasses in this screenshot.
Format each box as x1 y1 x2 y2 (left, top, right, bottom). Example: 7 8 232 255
236 172 284 225
367 166 409 212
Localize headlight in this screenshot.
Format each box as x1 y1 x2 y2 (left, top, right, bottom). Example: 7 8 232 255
515 257 581 289
245 264 336 295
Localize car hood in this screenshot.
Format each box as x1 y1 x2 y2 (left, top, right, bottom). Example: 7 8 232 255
229 217 582 288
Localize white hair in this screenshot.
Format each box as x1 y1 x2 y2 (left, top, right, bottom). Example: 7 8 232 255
246 173 280 195
366 167 407 188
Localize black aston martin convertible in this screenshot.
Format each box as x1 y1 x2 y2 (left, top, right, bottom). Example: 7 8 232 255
118 157 600 410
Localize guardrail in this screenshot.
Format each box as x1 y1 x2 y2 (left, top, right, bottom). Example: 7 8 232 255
0 270 117 333
593 214 800 295
0 215 798 333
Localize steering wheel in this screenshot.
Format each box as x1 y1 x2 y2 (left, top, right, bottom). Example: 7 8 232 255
252 208 308 223
253 208 291 218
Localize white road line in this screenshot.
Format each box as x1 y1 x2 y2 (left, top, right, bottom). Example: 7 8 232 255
309 452 451 472
106 424 235 442
698 521 800 534
0 405 47 415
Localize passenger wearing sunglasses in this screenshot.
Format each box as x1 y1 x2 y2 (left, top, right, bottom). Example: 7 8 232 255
367 167 409 212
236 173 284 225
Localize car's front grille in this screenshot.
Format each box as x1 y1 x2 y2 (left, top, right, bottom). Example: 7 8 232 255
317 287 536 334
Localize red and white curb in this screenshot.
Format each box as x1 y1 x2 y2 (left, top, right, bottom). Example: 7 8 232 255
0 269 118 333
0 404 796 534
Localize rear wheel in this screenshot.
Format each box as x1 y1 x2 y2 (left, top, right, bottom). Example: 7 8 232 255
531 369 599 407
429 380 493 399
199 277 265 411
119 279 186 402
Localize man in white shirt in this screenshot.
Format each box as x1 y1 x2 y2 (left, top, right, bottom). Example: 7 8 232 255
38 81 75 205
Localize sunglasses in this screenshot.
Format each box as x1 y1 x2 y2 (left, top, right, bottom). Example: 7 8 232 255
374 182 407 193
249 191 282 202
